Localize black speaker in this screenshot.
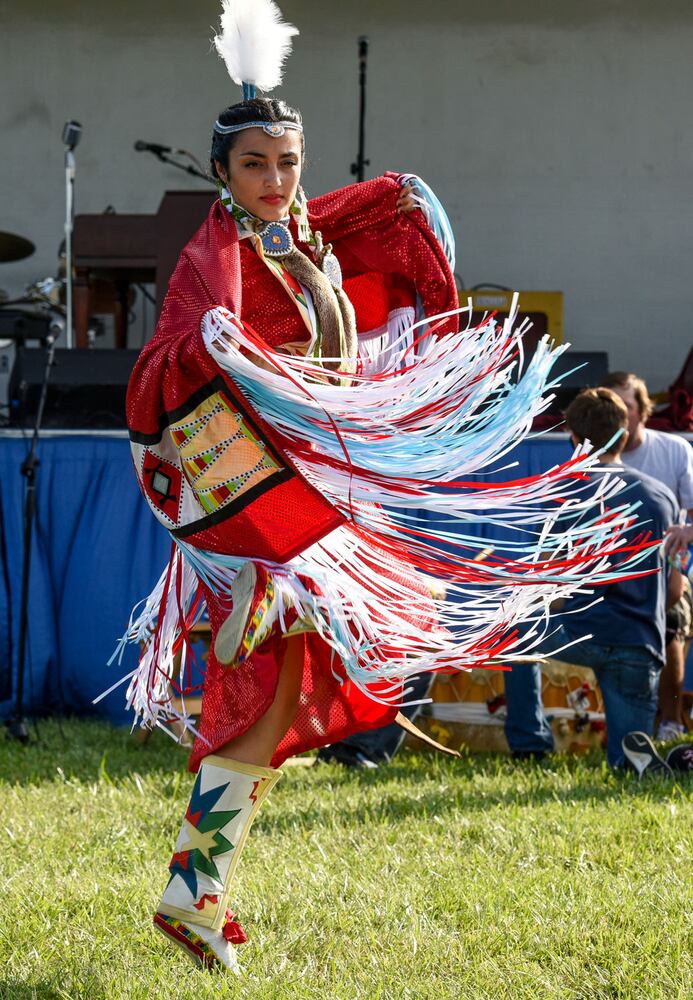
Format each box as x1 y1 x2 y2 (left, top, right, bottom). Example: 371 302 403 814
9 348 139 429
0 307 55 342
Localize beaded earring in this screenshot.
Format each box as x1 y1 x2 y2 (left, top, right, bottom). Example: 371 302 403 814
216 173 235 213
291 186 312 244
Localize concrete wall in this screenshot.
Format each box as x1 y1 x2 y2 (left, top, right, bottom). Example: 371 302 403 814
1 0 692 389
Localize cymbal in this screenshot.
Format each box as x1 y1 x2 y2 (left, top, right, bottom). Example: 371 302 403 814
0 231 35 263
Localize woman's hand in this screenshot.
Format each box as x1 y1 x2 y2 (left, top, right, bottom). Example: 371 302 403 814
664 523 693 559
396 183 417 214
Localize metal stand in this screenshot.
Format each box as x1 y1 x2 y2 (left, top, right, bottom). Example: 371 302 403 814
64 149 75 349
350 36 370 182
6 332 57 743
153 151 212 183
61 120 81 350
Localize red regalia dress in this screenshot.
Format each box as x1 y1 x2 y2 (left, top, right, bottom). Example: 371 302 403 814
135 7 662 973
126 173 458 769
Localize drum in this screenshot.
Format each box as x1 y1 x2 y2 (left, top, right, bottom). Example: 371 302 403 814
414 659 606 755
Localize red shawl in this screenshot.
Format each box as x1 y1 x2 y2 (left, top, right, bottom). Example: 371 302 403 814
126 174 458 563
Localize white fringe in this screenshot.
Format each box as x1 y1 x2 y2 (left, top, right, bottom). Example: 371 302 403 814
110 299 657 734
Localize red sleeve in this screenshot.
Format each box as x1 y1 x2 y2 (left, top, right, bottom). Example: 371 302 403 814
307 174 458 334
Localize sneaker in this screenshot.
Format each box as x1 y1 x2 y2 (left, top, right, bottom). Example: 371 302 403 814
656 720 687 742
621 731 673 779
665 743 693 772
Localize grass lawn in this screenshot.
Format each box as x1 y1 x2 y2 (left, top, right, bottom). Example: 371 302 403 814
1 719 691 1000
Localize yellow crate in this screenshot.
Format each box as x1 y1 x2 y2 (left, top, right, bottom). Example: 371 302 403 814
457 289 564 346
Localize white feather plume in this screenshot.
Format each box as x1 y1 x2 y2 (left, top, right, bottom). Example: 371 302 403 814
213 0 299 93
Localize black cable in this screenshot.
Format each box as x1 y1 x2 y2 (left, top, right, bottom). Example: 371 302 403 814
33 485 66 720
178 148 208 177
7 336 56 743
0 491 12 704
135 283 156 305
154 151 214 183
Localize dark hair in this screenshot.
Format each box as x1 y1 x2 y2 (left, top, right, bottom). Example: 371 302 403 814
564 387 628 454
210 97 304 179
602 370 654 420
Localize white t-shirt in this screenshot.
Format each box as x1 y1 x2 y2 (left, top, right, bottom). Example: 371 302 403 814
621 428 693 515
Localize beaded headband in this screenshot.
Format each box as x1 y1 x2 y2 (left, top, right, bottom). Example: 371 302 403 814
213 120 303 137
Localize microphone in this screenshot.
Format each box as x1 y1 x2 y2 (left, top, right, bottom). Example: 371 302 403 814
62 120 82 151
134 140 179 156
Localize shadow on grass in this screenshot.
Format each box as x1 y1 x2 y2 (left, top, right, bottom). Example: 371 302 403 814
2 718 690 828
0 978 111 1000
0 716 188 786
266 754 692 833
0 982 61 1000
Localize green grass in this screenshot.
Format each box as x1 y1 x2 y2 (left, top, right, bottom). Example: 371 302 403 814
1 720 691 1000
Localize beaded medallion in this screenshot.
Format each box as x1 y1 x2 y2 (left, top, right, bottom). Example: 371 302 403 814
258 221 294 258
320 251 343 290
261 122 288 137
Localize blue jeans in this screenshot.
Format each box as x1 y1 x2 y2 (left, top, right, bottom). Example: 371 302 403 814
504 626 662 768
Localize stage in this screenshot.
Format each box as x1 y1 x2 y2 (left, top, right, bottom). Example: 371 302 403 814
0 430 691 726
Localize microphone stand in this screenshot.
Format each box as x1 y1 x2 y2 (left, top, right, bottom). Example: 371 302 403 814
153 151 213 184
64 147 75 349
6 325 59 744
350 36 370 182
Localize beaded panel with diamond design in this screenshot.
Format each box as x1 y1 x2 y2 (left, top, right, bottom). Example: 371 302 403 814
169 391 282 515
131 379 292 537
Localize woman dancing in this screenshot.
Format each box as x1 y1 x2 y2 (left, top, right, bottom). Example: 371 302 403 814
116 0 653 972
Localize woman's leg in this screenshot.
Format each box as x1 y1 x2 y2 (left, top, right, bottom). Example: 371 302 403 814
154 634 305 970
215 633 305 767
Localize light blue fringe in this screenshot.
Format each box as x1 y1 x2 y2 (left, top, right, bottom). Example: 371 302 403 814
400 173 456 270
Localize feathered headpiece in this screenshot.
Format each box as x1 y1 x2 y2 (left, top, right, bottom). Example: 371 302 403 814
213 0 299 100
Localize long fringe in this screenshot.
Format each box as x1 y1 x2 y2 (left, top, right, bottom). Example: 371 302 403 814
398 173 456 270
112 301 660 733
99 545 207 740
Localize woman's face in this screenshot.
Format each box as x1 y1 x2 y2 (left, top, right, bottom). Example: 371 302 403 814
216 128 303 222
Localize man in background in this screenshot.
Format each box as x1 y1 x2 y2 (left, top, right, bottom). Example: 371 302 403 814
503 387 682 768
604 371 693 741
